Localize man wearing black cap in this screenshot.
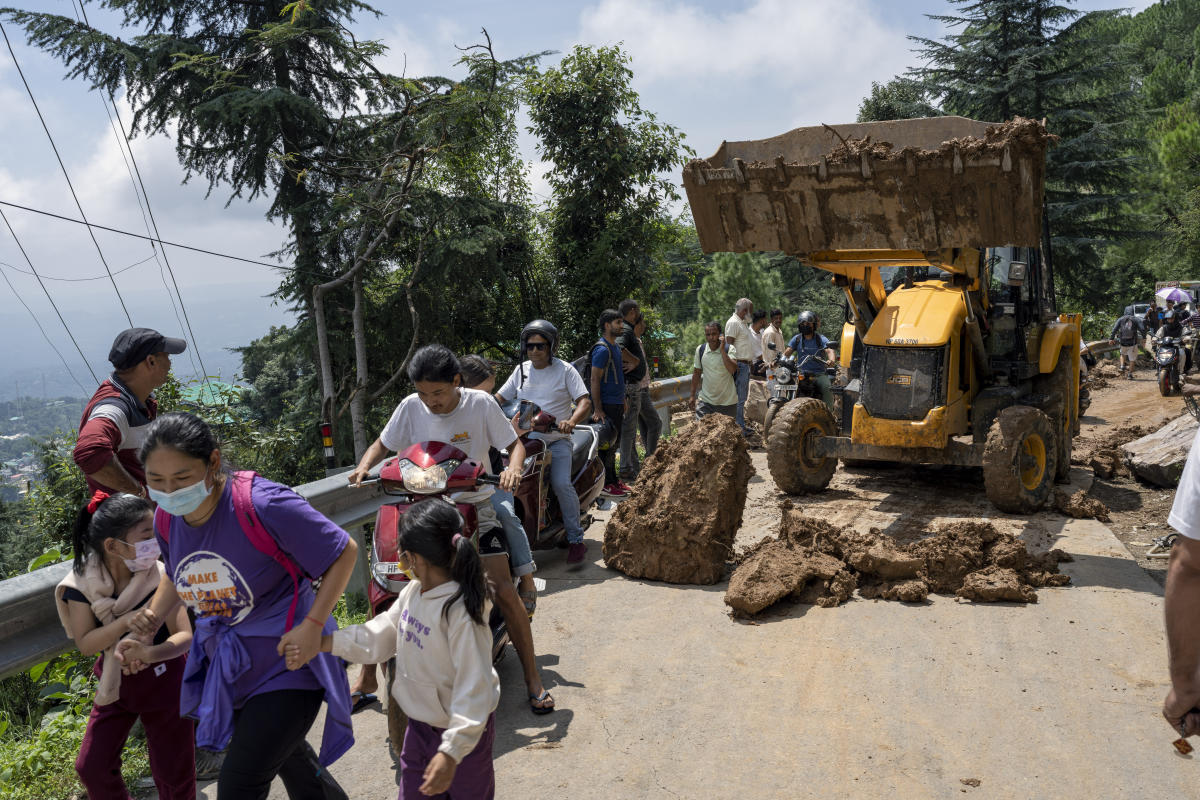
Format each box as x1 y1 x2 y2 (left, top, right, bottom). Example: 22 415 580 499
73 327 187 495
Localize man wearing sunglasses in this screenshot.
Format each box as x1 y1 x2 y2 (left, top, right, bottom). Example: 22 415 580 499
496 320 593 565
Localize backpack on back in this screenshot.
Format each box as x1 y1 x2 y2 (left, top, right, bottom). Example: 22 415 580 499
1117 316 1138 346
573 339 616 388
154 470 306 632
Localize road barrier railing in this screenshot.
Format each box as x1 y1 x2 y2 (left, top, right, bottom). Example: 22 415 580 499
0 375 694 680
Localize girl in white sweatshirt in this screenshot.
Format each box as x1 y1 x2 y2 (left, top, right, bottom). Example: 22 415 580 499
310 500 500 798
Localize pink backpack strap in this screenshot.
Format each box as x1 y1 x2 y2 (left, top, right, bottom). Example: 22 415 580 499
231 470 304 632
154 507 172 543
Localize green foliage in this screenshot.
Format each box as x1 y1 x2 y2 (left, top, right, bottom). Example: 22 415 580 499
696 253 784 326
334 591 368 629
158 373 321 484
26 433 88 556
0 621 149 799
857 78 938 122
527 44 693 355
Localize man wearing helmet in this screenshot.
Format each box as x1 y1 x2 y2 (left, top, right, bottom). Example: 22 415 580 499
1157 309 1193 373
783 311 837 410
496 320 594 565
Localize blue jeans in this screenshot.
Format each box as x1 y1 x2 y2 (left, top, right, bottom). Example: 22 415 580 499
734 361 751 430
490 490 536 577
536 435 584 545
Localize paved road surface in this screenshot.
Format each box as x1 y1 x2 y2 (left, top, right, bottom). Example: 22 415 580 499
190 386 1190 799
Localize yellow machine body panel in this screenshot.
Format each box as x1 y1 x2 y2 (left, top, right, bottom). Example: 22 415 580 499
850 403 956 449
864 284 968 348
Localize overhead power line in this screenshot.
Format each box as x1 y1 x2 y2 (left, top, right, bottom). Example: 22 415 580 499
0 200 290 271
0 20 133 326
0 259 88 395
0 252 156 282
0 207 100 385
69 0 204 382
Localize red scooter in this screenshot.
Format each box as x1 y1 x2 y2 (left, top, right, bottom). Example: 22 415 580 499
503 399 606 551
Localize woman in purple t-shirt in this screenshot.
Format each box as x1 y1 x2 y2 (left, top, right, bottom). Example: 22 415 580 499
129 413 358 799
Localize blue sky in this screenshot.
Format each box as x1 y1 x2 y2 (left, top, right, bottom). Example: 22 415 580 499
0 0 1158 397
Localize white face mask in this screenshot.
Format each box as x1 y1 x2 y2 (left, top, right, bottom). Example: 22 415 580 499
120 538 161 572
148 473 213 517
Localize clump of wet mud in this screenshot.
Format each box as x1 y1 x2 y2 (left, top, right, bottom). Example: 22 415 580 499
1072 423 1152 479
1053 489 1111 522
725 507 1072 615
826 117 1056 166
603 415 753 584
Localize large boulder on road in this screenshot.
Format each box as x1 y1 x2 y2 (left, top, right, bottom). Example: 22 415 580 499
603 415 753 584
743 379 769 425
1122 413 1199 488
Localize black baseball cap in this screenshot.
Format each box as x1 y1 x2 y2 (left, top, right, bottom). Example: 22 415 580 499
108 328 187 371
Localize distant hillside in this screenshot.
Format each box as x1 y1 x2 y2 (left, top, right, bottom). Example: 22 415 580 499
0 396 87 439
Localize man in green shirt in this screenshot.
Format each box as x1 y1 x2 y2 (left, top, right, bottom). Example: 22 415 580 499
689 321 739 419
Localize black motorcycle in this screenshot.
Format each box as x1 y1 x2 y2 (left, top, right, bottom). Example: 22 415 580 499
1154 335 1183 397
763 343 836 436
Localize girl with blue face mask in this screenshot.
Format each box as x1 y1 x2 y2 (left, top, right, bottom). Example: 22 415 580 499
128 412 359 799
55 491 196 800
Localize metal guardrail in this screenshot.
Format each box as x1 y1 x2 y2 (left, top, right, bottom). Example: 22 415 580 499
0 473 390 680
0 376 695 681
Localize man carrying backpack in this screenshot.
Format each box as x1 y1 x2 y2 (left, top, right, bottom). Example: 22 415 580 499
589 309 627 497
1110 306 1144 380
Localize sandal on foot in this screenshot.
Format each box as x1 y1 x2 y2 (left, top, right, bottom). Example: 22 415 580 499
529 689 555 715
350 691 379 714
519 589 537 618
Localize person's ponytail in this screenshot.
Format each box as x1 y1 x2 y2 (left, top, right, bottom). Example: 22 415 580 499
398 500 488 626
449 535 486 626
71 505 94 574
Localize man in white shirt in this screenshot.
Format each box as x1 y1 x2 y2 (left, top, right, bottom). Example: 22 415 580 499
762 309 787 369
496 320 593 566
1164 424 1200 742
724 298 754 435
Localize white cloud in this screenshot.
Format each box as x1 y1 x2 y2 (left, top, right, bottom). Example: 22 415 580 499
376 19 471 79
577 0 918 133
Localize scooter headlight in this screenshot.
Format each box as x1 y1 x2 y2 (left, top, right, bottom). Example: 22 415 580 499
398 459 460 493
1157 349 1176 365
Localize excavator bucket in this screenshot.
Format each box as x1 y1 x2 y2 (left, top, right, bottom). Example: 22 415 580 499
683 116 1053 255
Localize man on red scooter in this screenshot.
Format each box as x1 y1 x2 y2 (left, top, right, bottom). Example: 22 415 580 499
495 320 593 566
348 345 556 714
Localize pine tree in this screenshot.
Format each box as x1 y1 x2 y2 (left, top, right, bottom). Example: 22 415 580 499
907 0 1144 306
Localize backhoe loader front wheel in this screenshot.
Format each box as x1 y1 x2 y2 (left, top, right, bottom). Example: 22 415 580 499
767 398 838 494
983 406 1058 514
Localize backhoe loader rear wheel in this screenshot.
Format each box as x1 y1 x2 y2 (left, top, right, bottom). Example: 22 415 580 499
767 398 838 494
983 406 1058 514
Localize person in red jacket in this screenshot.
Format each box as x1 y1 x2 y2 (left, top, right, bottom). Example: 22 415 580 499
74 328 186 496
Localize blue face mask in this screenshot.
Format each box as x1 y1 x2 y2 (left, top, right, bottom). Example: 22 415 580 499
149 473 213 517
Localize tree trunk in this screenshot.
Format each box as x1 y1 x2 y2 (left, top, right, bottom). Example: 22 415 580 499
350 271 370 460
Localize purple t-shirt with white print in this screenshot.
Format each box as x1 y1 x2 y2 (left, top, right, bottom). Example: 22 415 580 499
155 476 350 705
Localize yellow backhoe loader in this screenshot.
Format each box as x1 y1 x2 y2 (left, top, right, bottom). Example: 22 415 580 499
683 116 1080 513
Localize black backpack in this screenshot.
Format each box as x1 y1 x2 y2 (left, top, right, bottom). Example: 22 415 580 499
573 339 617 387
1117 316 1138 346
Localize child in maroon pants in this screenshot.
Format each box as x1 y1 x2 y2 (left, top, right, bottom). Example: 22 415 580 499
56 490 195 800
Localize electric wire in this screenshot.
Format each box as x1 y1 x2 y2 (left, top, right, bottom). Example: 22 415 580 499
69 0 203 382
0 252 156 282
0 264 88 395
0 207 100 385
0 200 290 271
0 20 133 326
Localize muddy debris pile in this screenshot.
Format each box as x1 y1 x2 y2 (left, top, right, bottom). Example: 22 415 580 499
1053 489 1111 522
725 507 1072 615
1072 423 1152 479
826 117 1057 167
603 415 753 584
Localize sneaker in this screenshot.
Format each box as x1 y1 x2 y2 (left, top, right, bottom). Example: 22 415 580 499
601 483 627 498
566 542 588 564
195 747 226 781
616 481 633 494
